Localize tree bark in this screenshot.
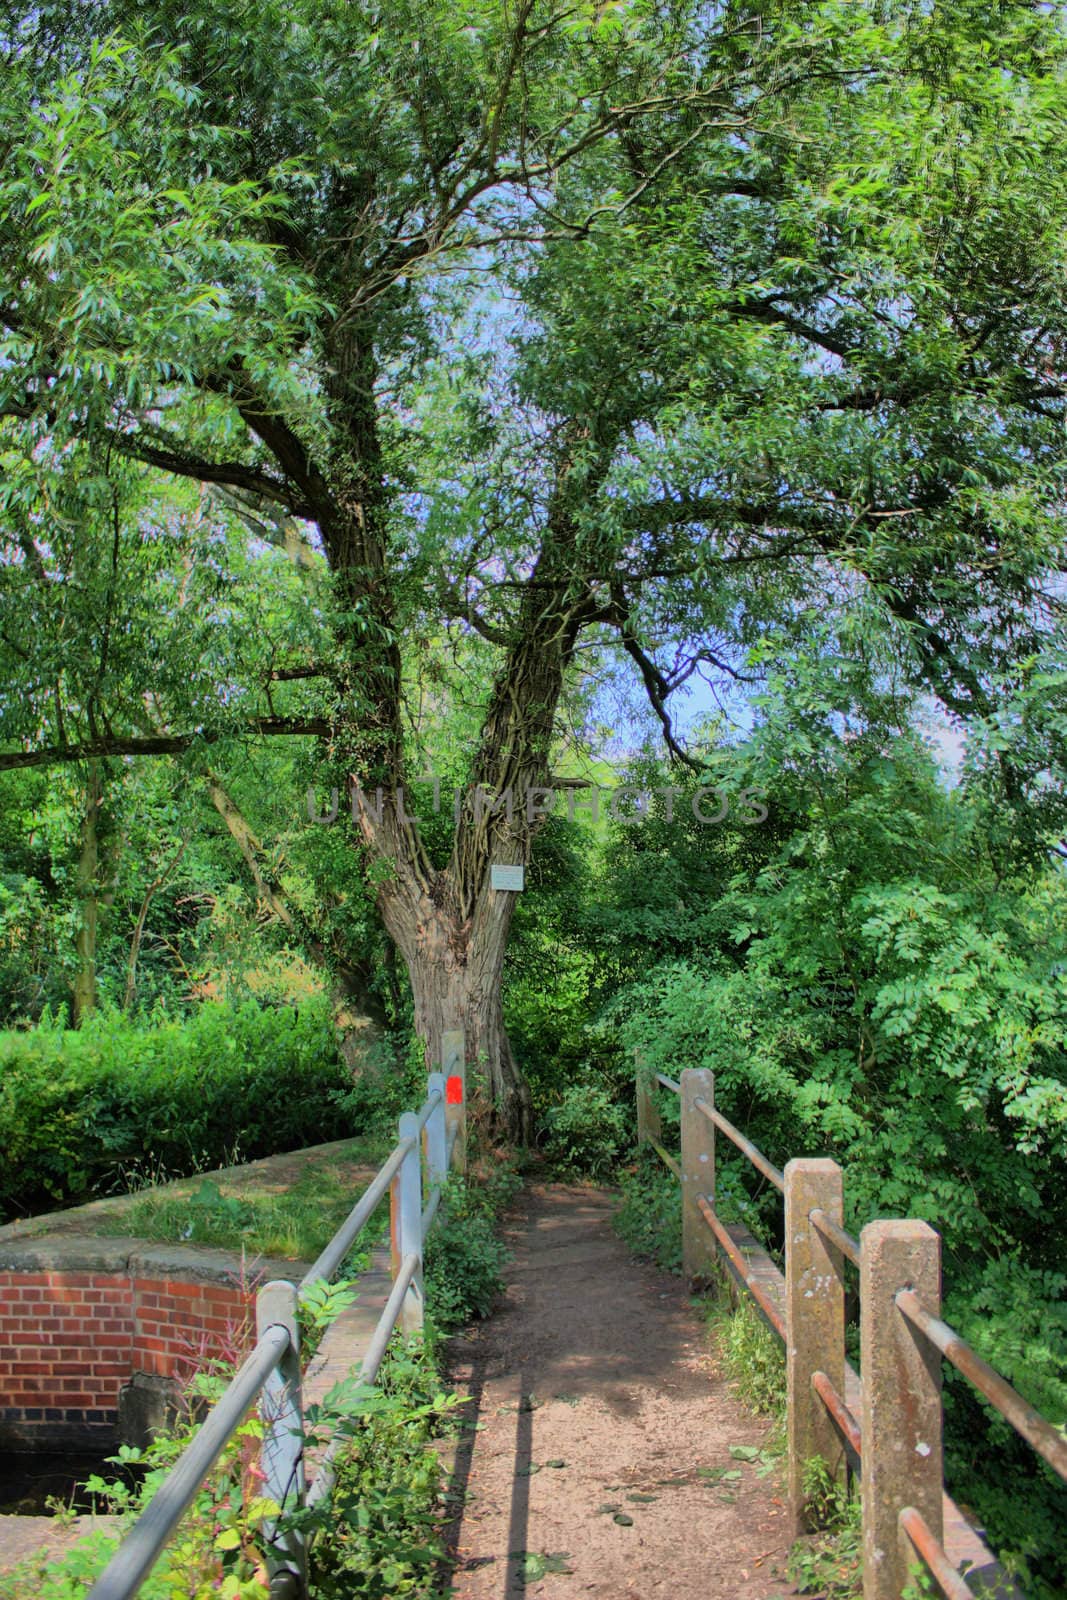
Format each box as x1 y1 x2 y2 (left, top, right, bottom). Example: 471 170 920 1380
373 867 533 1140
72 761 102 1026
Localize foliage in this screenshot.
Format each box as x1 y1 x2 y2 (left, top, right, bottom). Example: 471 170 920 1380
787 1464 863 1600
103 1168 381 1265
614 1147 683 1276
541 1070 631 1179
607 650 1067 1592
705 1282 786 1422
0 998 354 1219
424 1168 516 1331
310 1339 456 1598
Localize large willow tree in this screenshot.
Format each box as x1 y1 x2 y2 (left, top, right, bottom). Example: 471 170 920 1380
2 0 1065 1131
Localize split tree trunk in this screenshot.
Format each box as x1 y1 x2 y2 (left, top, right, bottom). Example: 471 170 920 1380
375 866 533 1141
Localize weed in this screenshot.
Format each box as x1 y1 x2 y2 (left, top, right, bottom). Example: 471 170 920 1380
787 1460 862 1598
705 1281 786 1420
614 1146 683 1273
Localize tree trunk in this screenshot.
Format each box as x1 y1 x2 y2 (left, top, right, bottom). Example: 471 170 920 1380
375 865 534 1141
72 760 102 1026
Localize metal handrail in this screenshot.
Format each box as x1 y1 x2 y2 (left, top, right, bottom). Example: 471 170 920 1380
899 1507 974 1600
811 1369 862 1462
656 1072 681 1094
87 1327 292 1600
648 1138 681 1180
896 1288 1067 1483
87 1061 461 1600
300 1134 414 1290
809 1207 860 1267
305 1252 421 1512
696 1194 785 1339
414 1086 444 1133
693 1096 785 1192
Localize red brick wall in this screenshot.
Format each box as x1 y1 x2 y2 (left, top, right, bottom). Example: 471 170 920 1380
0 1270 251 1434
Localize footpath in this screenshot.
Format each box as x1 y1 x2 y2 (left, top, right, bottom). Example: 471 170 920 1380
442 1184 796 1600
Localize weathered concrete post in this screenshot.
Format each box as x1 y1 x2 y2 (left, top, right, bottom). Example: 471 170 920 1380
784 1159 846 1533
425 1070 448 1194
390 1111 424 1335
680 1068 716 1284
442 1028 466 1176
860 1220 943 1600
635 1049 661 1148
256 1279 306 1596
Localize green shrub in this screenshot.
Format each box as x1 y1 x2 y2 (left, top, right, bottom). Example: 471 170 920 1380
0 998 354 1219
424 1172 513 1331
313 1338 455 1598
614 1146 683 1273
541 1073 631 1179
706 1284 786 1419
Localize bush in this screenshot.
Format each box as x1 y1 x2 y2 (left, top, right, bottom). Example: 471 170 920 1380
424 1170 515 1331
0 998 354 1219
541 1073 631 1179
614 1146 683 1273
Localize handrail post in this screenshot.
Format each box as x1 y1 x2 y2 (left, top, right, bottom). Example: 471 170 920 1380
680 1068 716 1283
442 1027 466 1175
391 1111 424 1334
426 1070 447 1187
635 1048 661 1148
860 1220 943 1600
784 1159 846 1534
256 1280 306 1597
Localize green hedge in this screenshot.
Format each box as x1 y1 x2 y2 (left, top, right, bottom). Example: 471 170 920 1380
0 1000 353 1220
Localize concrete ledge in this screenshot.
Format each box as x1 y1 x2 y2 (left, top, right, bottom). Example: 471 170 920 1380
0 1233 309 1285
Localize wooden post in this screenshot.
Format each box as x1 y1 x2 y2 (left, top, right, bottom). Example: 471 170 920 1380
256 1280 306 1596
860 1220 943 1600
442 1028 466 1175
635 1049 661 1148
784 1158 846 1533
391 1112 424 1334
680 1068 716 1283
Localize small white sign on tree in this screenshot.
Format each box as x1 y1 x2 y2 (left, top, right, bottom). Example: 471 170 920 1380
490 864 525 892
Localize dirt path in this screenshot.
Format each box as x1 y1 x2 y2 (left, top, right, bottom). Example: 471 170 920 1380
442 1184 796 1600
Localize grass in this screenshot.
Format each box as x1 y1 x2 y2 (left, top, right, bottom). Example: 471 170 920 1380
98 1138 388 1262
704 1271 786 1421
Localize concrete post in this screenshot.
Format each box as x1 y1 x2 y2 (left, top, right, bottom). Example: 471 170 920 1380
442 1028 466 1175
425 1071 448 1193
635 1049 662 1148
391 1111 424 1335
256 1280 306 1596
680 1068 716 1284
784 1159 846 1533
860 1220 943 1600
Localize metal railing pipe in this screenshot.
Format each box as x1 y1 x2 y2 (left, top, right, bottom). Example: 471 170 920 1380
896 1288 1067 1483
899 1507 974 1600
87 1325 291 1600
809 1207 860 1268
421 1185 443 1236
414 1086 444 1135
648 1138 681 1180
306 1251 421 1512
694 1098 785 1192
300 1135 414 1290
696 1194 786 1339
656 1072 681 1094
811 1369 862 1463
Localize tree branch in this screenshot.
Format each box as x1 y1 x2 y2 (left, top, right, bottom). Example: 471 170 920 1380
0 717 330 772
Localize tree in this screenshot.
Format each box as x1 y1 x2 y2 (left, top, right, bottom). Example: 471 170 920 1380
2 0 1065 1131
